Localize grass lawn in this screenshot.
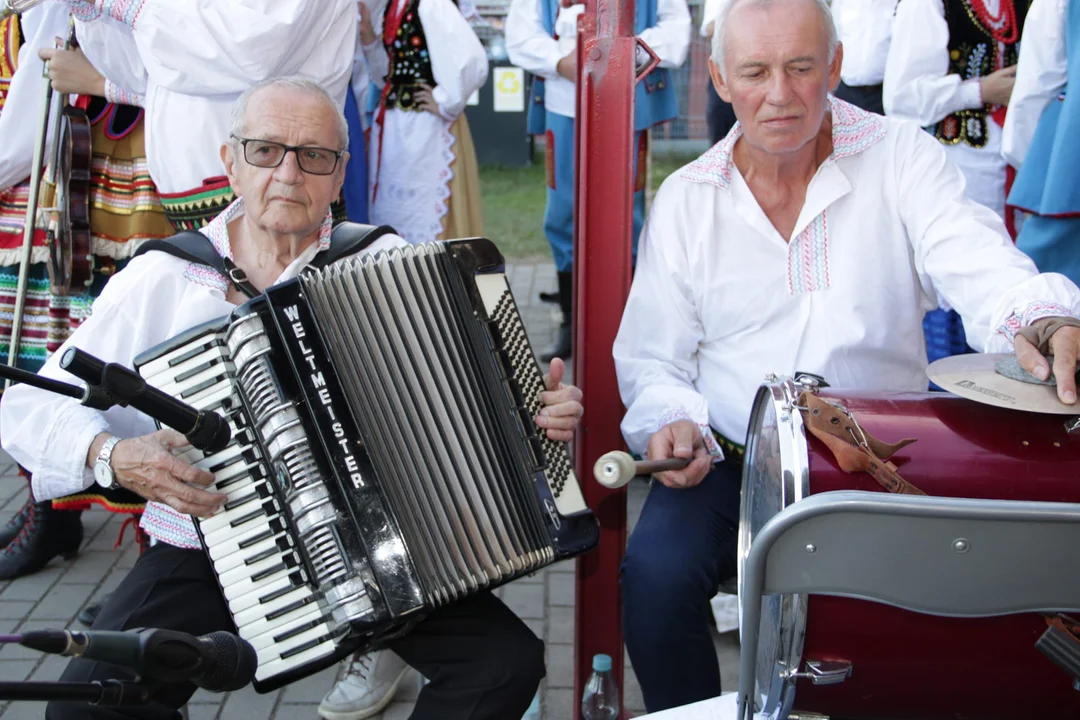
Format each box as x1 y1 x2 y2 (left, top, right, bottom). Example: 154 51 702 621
480 150 696 262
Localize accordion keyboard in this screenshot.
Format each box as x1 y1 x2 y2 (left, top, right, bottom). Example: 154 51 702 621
138 329 345 683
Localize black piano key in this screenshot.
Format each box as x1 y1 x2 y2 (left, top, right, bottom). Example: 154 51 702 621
272 615 331 644
167 339 223 368
180 374 228 400
256 571 307 605
238 526 275 550
227 499 276 529
265 595 317 622
280 633 336 660
175 357 224 384
251 555 296 583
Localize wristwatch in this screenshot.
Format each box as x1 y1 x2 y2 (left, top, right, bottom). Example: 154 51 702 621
93 436 122 490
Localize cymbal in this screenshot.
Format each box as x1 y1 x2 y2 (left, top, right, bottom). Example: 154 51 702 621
927 353 1079 415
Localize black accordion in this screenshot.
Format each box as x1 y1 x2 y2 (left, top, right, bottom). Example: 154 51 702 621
133 238 599 691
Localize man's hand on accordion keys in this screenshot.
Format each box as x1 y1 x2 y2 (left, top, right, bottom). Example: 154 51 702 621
535 357 584 443
87 429 225 517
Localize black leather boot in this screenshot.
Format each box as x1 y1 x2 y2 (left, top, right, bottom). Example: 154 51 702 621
541 271 573 362
0 498 32 548
0 501 83 580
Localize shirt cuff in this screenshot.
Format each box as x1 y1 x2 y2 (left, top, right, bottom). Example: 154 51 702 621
96 0 147 29
103 79 142 107
960 77 984 110
657 408 725 463
32 404 109 501
996 301 1076 343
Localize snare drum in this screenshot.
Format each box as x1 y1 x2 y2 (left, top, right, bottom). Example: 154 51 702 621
740 377 1080 720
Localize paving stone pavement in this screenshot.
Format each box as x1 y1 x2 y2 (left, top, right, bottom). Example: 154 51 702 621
0 261 739 719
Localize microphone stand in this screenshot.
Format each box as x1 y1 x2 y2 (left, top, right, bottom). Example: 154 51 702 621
0 679 157 706
0 348 231 450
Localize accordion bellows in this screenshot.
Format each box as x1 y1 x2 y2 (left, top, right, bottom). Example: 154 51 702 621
134 238 599 691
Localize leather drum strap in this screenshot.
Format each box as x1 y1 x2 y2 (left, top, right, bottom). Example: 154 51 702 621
799 392 927 496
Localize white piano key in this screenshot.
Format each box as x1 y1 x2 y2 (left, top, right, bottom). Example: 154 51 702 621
202 511 273 549
211 534 287 574
254 641 337 683
138 337 225 379
198 496 274 536
218 551 295 589
223 563 298 604
232 585 314 628
242 608 325 651
154 363 231 399
145 349 229 384
205 520 280 562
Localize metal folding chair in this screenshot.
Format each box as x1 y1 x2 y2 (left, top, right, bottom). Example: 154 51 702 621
737 490 1080 720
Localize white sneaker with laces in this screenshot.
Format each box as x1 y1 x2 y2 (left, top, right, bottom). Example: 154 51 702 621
318 649 410 720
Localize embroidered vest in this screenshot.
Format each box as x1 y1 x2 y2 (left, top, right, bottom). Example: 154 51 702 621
0 15 21 115
932 0 1029 148
1008 0 1080 216
526 0 678 134
383 0 438 112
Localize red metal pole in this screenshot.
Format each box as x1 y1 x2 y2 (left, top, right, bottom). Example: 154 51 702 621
571 0 637 713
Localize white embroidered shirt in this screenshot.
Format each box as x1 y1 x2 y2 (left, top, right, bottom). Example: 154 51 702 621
613 98 1080 455
0 198 406 549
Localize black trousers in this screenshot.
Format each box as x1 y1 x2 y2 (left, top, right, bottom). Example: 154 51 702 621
46 543 545 720
834 81 885 116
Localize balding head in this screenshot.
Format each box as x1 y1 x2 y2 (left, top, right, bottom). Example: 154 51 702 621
711 0 838 80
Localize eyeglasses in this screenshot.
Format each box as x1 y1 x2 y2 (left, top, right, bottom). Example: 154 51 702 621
232 136 344 176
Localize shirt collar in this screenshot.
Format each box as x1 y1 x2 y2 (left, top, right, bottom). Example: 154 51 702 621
680 95 887 190
198 196 335 260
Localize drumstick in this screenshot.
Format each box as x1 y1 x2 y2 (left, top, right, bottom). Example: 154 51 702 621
593 451 691 489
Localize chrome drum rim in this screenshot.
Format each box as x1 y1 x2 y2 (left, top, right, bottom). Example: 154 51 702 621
737 378 812 718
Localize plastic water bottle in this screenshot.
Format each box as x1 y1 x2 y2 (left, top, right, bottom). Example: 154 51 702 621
521 690 541 720
581 653 620 720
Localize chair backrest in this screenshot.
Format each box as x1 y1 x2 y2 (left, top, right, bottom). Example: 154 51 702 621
757 490 1080 616
736 490 1080 720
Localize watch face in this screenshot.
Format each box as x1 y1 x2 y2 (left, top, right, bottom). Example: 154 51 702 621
94 461 112 488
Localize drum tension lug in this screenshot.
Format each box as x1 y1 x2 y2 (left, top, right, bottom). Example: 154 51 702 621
790 659 853 686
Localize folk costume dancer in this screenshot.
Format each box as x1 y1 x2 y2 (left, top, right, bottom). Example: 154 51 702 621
614 0 1080 712
505 0 690 360
830 0 896 115
0 3 171 582
884 0 1029 366
362 0 488 245
63 0 358 231
1003 0 1080 286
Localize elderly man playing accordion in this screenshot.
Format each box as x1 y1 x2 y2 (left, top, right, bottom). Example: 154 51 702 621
613 0 1080 713
0 77 583 720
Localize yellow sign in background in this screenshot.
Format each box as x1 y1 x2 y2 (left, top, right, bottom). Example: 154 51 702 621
493 67 525 113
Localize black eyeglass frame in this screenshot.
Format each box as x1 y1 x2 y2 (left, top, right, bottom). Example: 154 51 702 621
231 135 345 176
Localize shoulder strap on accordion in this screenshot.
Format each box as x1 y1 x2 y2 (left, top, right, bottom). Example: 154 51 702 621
132 222 398 297
132 231 262 298
313 222 398 269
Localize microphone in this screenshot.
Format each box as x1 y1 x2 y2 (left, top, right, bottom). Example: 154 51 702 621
15 628 258 692
59 347 231 453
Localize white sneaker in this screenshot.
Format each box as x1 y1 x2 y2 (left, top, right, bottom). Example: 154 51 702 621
318 649 410 720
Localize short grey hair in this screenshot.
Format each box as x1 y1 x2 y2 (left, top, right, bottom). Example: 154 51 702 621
229 76 350 151
711 0 838 80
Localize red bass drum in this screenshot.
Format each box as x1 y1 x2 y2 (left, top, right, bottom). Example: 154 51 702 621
739 377 1080 720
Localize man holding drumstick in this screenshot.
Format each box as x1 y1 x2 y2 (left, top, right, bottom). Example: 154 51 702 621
612 0 1080 713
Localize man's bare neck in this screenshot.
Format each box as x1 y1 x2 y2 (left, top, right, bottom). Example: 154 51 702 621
228 214 319 288
733 114 834 192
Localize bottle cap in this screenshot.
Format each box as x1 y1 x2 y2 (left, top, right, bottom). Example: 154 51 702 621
592 653 612 672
